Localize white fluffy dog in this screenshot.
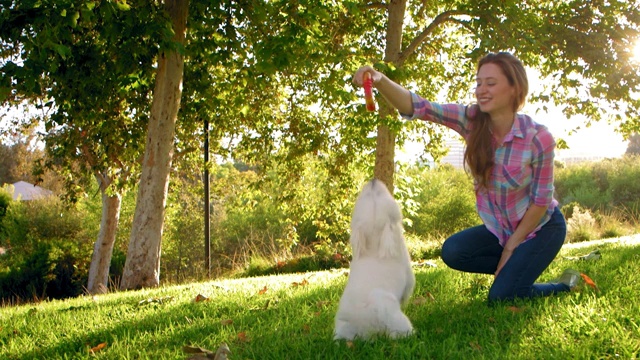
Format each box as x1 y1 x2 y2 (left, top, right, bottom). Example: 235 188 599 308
334 179 415 340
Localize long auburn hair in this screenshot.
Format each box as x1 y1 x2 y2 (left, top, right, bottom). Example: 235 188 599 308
464 52 529 189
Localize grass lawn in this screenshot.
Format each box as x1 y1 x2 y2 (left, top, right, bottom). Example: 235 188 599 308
1 238 639 359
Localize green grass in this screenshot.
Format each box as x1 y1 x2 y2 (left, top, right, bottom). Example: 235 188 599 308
1 241 639 359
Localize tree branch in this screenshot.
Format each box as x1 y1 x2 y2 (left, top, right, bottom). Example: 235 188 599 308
397 10 469 66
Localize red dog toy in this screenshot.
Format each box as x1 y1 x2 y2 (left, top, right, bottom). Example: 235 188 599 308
363 72 376 112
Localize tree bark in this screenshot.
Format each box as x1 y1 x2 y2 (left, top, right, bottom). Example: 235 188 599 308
120 0 189 290
374 0 407 193
87 177 122 294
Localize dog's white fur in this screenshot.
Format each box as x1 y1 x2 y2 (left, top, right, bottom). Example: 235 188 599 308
333 179 415 340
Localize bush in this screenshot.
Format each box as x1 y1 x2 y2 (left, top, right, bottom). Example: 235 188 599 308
0 195 96 302
0 242 86 303
401 164 480 239
565 205 596 243
608 155 640 209
0 243 52 302
555 163 611 210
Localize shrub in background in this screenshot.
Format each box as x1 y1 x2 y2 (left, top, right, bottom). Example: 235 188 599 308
0 195 96 302
608 155 640 215
401 164 480 239
565 204 596 243
554 162 611 210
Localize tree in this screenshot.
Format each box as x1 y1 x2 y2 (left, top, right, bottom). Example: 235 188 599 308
0 0 164 293
119 0 189 290
367 0 640 190
626 133 640 156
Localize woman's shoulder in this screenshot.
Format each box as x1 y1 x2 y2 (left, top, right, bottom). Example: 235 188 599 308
517 113 553 134
517 113 555 148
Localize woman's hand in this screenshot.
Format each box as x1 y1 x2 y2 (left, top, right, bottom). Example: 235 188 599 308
353 66 382 87
495 248 513 277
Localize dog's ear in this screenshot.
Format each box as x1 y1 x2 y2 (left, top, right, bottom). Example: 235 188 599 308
378 223 399 258
350 226 364 260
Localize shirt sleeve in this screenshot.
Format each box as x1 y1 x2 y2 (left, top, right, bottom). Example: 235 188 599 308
530 126 556 207
400 92 472 138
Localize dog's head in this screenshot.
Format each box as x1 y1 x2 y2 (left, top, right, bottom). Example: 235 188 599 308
350 179 405 260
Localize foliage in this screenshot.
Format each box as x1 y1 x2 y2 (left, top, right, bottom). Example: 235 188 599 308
626 133 640 155
161 154 368 279
0 195 97 301
0 186 11 223
564 204 596 243
0 0 166 199
0 241 85 302
0 131 61 191
555 156 640 220
401 163 481 239
161 174 207 283
1 242 639 358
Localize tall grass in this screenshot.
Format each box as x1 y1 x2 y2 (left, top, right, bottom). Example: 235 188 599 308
1 240 638 359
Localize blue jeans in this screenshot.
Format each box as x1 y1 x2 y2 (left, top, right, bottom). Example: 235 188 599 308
441 207 568 302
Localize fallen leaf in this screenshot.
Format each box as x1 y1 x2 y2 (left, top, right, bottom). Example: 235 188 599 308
194 294 210 302
258 286 268 295
412 291 435 305
580 273 599 291
469 341 482 351
424 291 435 301
237 332 249 342
302 324 311 333
276 260 286 268
292 279 309 287
313 311 321 317
333 253 342 261
316 301 330 308
507 306 524 313
346 341 354 348
220 319 233 326
89 342 107 354
412 297 428 305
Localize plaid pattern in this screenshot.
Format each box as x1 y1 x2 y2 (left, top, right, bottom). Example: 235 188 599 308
402 92 558 246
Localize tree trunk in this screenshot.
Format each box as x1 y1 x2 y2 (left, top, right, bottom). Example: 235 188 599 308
87 178 122 294
120 0 189 290
374 120 396 193
374 0 407 194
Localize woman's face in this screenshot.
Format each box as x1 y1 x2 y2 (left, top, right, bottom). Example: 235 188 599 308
475 63 516 117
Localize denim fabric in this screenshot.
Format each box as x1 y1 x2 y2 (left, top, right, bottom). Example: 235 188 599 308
441 207 569 302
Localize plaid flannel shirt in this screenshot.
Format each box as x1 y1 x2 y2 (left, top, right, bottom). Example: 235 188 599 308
402 92 558 246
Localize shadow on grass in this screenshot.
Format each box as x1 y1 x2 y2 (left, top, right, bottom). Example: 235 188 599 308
9 244 639 359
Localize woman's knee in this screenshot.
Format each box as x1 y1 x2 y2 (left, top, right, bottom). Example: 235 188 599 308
441 236 462 267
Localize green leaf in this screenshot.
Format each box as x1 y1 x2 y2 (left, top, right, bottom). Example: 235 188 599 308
71 11 80 27
115 0 131 11
52 44 71 59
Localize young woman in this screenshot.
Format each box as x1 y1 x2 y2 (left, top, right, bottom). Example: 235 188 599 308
352 52 580 303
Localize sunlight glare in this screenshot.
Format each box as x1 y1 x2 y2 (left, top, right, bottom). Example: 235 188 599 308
633 38 640 63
